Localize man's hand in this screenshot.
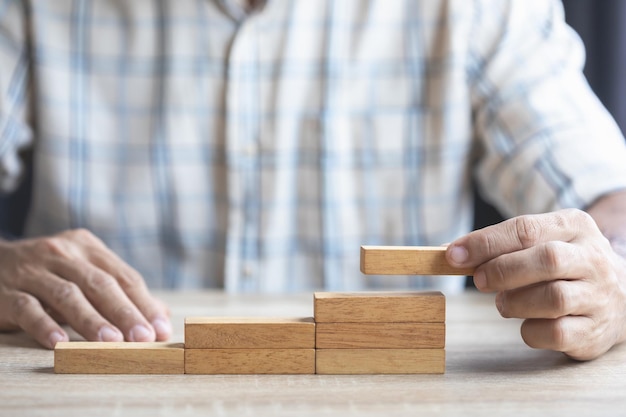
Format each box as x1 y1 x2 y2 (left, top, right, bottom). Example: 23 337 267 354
446 208 626 361
0 229 172 349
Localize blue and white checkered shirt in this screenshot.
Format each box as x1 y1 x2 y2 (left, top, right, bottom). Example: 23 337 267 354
1 0 626 293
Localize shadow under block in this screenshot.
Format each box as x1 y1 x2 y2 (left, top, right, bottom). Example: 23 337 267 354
315 322 445 349
185 317 315 349
184 349 315 374
54 342 185 374
360 245 475 276
316 349 445 374
314 291 445 323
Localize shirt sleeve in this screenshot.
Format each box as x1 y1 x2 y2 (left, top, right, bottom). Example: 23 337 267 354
469 0 626 217
0 0 34 193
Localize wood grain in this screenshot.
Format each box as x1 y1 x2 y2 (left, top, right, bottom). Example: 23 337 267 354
185 317 315 349
54 342 185 374
360 245 474 276
5 291 626 416
185 348 315 374
316 349 445 374
314 291 445 323
315 322 445 349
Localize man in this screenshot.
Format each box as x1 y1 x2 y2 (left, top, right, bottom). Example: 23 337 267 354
1 0 625 361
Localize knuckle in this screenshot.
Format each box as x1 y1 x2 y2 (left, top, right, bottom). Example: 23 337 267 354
59 228 103 248
489 261 508 289
565 208 595 229
52 281 82 305
116 270 144 291
66 228 98 244
514 216 542 248
35 237 68 258
539 241 568 274
549 318 571 351
545 281 570 316
12 293 38 321
84 269 117 292
113 305 136 321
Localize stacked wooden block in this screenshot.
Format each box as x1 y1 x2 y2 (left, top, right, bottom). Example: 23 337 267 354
184 317 315 374
54 342 185 374
54 291 445 375
314 292 445 374
55 246 472 375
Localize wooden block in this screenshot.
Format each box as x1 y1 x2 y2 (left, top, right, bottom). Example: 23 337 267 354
315 349 445 374
184 349 315 374
185 317 315 349
314 291 445 323
315 322 445 349
360 245 474 276
54 342 185 374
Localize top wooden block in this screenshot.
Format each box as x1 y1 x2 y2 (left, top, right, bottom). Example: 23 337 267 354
185 317 315 349
314 291 445 323
360 245 474 276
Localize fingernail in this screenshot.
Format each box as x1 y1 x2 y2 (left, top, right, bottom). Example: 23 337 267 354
474 270 486 290
98 326 123 342
129 324 153 342
151 318 172 340
48 331 67 348
449 245 469 264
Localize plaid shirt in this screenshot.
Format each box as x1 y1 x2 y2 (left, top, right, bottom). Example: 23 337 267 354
1 0 626 292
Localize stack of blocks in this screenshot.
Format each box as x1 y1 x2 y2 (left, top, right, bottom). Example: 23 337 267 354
184 317 316 374
314 292 445 374
54 291 445 375
55 246 471 375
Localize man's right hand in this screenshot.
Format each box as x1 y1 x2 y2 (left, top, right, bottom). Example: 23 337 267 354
0 229 172 349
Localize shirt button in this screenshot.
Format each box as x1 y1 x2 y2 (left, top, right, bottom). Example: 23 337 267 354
242 264 253 277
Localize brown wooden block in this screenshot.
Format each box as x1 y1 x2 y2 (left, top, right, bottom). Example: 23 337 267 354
315 349 445 374
184 317 315 349
360 245 474 276
54 342 185 374
314 291 445 323
315 322 445 349
184 348 315 374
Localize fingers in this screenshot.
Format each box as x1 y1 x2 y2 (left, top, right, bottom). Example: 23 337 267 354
495 279 596 319
44 259 157 342
447 209 599 269
441 209 626 360
86 248 172 341
472 240 593 291
19 269 125 342
51 229 171 341
0 229 171 349
520 316 614 361
0 291 69 349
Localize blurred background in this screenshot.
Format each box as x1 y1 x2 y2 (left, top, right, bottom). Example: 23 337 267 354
1 0 625 242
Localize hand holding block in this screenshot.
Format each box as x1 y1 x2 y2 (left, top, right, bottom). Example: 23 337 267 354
314 291 445 323
360 245 474 276
185 317 315 349
54 342 185 374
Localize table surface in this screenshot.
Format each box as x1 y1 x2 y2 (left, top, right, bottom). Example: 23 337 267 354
2 290 626 417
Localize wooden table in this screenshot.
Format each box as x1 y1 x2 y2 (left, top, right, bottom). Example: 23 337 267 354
2 290 626 416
